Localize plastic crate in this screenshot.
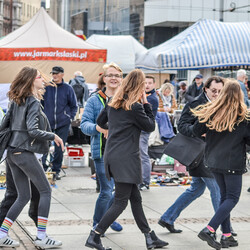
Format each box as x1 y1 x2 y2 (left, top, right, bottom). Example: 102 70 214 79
64 155 85 167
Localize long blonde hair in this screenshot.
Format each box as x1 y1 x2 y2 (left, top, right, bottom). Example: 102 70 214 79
109 69 145 111
191 79 250 132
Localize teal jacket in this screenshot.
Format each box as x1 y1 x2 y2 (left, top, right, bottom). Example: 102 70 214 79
80 91 107 159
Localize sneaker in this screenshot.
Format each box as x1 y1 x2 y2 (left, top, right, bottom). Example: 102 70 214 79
53 173 61 181
0 236 20 248
110 221 123 232
139 183 149 191
34 236 62 249
220 235 238 248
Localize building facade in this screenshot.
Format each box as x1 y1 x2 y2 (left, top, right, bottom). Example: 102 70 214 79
49 0 144 41
0 0 41 37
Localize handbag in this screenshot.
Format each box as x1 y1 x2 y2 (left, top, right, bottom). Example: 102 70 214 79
163 132 206 170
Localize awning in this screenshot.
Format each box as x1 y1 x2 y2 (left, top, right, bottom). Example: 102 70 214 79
136 19 250 70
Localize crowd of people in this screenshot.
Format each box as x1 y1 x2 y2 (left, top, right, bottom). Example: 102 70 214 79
0 63 249 249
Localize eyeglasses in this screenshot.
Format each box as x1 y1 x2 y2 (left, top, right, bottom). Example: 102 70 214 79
35 76 42 79
208 88 221 94
52 72 59 75
105 74 122 78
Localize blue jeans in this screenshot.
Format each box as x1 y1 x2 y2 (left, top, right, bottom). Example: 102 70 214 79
209 173 242 233
161 176 220 225
139 131 151 185
42 123 70 174
93 157 114 226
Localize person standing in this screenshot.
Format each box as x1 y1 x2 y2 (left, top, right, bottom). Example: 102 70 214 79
158 76 224 233
237 69 250 107
192 79 250 249
185 74 204 103
81 62 123 233
85 69 168 250
69 71 89 108
0 67 64 248
42 66 78 180
139 75 159 191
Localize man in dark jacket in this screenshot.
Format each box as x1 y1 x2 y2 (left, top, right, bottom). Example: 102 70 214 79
42 66 77 180
158 76 225 233
139 75 159 190
185 74 204 103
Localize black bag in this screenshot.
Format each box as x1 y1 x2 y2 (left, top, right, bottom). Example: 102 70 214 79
0 126 12 163
163 133 205 170
72 79 84 100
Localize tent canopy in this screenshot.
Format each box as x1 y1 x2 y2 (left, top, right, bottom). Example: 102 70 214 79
136 19 250 70
87 34 147 73
0 7 106 84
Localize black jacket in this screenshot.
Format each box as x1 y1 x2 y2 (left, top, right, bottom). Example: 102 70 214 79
185 82 204 103
178 92 213 177
97 103 155 184
5 96 54 154
193 118 250 175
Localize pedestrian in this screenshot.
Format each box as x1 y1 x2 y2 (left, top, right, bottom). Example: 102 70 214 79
185 74 204 103
0 66 64 248
80 62 123 234
42 66 78 180
85 69 168 250
69 71 89 108
139 75 159 191
158 76 224 234
236 69 250 107
177 81 187 106
192 79 250 249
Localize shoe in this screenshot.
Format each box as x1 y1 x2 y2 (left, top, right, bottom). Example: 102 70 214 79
220 235 238 248
85 230 111 250
34 236 62 249
198 227 221 249
247 187 250 192
53 173 61 181
110 221 123 232
139 183 150 191
158 219 182 233
144 230 168 249
0 235 20 247
230 226 237 237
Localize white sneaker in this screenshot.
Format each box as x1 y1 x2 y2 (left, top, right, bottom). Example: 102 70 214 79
34 236 62 249
0 235 20 247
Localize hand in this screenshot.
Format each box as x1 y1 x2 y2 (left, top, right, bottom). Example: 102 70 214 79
141 91 148 104
54 134 64 151
96 125 109 138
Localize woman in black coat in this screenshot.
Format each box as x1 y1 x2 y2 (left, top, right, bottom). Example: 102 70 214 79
85 69 168 250
192 79 250 249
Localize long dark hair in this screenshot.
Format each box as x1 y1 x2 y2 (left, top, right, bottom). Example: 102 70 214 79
8 66 38 105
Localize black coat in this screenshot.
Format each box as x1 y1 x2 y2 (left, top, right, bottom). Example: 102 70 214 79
178 92 213 177
193 118 250 175
185 82 204 103
97 103 155 184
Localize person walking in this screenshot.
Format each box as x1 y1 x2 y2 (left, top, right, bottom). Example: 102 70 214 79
139 75 159 191
0 66 64 248
192 79 250 249
42 66 78 180
85 69 168 250
158 76 224 233
81 62 123 233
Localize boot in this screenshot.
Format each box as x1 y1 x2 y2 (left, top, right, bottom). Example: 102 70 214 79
198 227 221 250
144 230 169 249
85 230 110 250
220 235 238 248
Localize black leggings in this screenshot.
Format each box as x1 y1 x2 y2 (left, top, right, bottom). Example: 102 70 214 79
96 182 150 234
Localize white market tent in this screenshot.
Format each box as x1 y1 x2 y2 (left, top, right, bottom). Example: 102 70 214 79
136 19 250 71
0 7 106 84
87 34 147 73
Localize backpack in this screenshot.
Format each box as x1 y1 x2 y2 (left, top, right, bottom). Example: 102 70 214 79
72 79 84 101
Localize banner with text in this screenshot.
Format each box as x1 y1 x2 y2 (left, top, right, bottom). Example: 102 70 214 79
0 48 107 62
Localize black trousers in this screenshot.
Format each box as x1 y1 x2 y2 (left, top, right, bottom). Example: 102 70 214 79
0 162 39 226
96 182 150 234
